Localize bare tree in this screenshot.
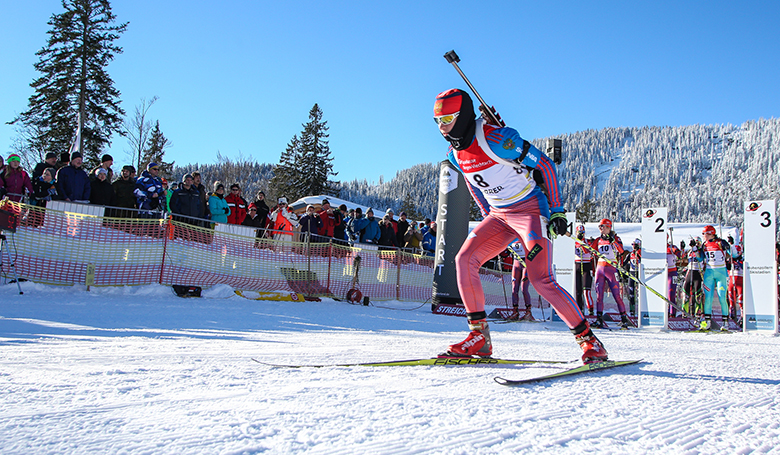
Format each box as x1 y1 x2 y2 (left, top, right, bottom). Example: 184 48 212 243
124 96 158 170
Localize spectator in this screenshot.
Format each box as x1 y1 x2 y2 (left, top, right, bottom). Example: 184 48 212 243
32 167 63 207
242 203 266 228
385 208 399 235
420 218 432 237
333 204 349 242
226 183 248 225
33 152 58 180
250 191 271 229
346 207 367 243
362 208 381 244
169 173 204 222
56 151 91 203
298 204 323 242
90 154 114 182
378 214 399 249
0 155 4 175
208 181 230 223
3 154 33 202
89 168 115 206
404 222 423 252
134 162 165 213
396 211 410 247
318 198 341 239
422 221 437 256
161 179 171 211
112 165 137 214
191 172 208 219
269 197 299 241
58 152 70 169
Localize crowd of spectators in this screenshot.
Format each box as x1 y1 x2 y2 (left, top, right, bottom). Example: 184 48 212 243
1 152 436 255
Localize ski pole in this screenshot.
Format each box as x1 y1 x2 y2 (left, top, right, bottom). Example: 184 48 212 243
564 233 694 321
444 50 505 127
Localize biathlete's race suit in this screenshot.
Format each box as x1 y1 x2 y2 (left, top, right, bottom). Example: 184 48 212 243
509 241 532 314
702 233 732 327
728 243 744 321
626 244 641 315
435 88 606 363
574 233 595 315
590 233 628 319
683 244 705 315
666 244 682 317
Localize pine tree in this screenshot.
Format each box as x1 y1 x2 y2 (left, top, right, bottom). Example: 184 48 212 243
9 0 127 169
295 104 340 198
269 135 300 203
399 192 422 220
140 121 174 178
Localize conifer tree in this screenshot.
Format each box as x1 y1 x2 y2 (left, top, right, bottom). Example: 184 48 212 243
140 121 174 178
10 0 127 169
296 104 340 198
269 135 300 202
399 192 422 221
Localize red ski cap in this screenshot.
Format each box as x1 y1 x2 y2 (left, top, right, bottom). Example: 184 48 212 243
702 225 716 235
598 218 612 229
434 89 464 116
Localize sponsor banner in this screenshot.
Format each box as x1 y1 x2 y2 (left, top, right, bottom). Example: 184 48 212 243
431 303 467 317
550 212 577 323
487 307 531 320
640 208 668 328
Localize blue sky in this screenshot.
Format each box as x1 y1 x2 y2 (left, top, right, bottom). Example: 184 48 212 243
2 1 779 183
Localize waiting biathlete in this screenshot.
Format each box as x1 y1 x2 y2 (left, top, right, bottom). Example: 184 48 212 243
701 225 733 330
683 238 705 317
589 218 632 329
626 239 642 316
508 241 533 321
433 88 607 363
666 241 683 317
727 237 744 327
574 224 596 316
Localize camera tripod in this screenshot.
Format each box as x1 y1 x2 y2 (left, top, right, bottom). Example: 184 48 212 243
0 231 23 294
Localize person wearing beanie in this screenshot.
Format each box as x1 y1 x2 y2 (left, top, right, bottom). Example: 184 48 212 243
249 191 271 230
3 154 33 203
89 167 115 206
396 211 410 247
225 183 248 225
208 181 229 223
133 161 164 215
432 88 606 364
33 152 59 181
55 151 90 203
269 196 299 241
169 173 204 225
317 198 341 239
90 154 114 182
346 207 369 244
111 165 138 215
32 167 63 208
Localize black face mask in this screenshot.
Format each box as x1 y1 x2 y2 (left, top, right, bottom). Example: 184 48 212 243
442 91 477 151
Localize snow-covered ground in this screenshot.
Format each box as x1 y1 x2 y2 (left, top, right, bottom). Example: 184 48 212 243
2 282 780 454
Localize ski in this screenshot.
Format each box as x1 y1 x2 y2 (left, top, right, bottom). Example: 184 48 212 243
494 359 642 386
252 356 575 368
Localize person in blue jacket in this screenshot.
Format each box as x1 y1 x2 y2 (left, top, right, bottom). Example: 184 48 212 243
347 207 369 243
56 151 91 202
361 208 381 243
208 181 230 223
422 222 437 256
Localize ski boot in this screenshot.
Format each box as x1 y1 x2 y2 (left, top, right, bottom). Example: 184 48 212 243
572 320 608 363
506 307 520 321
519 305 535 321
699 315 712 331
619 312 631 329
721 317 731 332
446 318 492 357
591 314 606 329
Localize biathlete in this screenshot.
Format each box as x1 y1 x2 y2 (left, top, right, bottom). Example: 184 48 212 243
589 218 632 329
574 224 595 316
683 238 705 317
666 241 683 317
509 241 533 321
434 88 607 363
727 237 744 327
701 225 732 330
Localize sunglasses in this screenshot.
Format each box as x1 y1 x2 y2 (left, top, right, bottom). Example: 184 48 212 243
231 188 239 192
598 225 609 228
433 112 459 125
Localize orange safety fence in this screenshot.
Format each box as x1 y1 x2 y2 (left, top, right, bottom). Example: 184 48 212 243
0 199 523 306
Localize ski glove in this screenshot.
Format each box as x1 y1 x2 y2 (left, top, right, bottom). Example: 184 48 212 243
548 212 568 239
224 207 230 214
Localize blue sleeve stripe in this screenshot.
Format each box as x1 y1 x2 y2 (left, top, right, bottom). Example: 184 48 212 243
537 154 562 209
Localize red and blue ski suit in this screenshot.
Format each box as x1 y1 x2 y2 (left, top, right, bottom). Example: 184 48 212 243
447 119 584 329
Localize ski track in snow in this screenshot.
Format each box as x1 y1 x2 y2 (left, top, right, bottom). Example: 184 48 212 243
1 283 780 454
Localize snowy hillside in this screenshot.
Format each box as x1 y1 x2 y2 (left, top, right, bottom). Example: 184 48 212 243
2 282 780 454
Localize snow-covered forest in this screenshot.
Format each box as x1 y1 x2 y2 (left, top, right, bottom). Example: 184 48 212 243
172 118 780 227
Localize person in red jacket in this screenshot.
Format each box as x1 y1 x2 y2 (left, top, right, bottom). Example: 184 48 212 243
317 198 341 239
225 183 248 225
